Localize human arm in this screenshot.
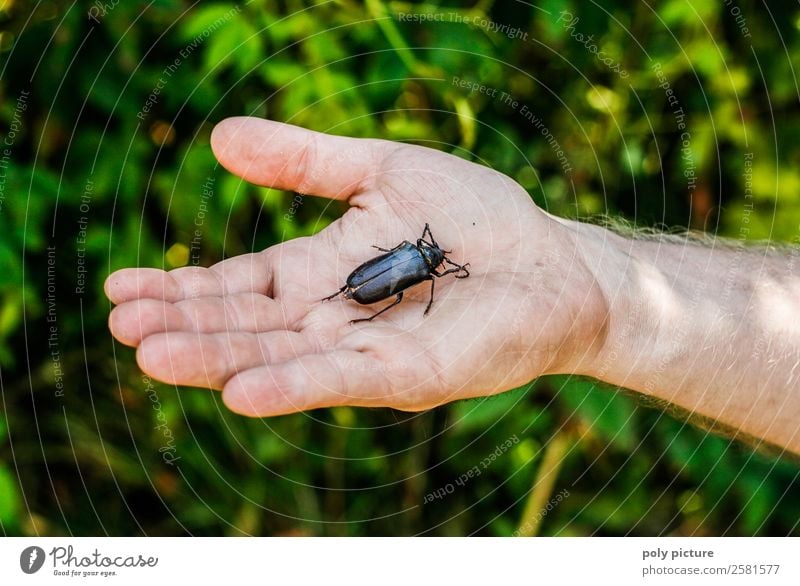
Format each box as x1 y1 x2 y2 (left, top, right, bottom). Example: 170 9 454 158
566 220 800 454
104 117 800 455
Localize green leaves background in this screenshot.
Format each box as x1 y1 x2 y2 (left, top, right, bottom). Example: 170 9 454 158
1 0 799 535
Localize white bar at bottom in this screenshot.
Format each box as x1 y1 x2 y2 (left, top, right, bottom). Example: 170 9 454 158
1 537 797 585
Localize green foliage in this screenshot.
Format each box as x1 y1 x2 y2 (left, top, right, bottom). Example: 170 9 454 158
1 0 799 536
555 377 638 451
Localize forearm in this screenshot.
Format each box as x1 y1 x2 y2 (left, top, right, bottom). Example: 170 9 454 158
568 219 800 454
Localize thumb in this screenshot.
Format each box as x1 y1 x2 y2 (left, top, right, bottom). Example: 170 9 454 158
210 117 388 200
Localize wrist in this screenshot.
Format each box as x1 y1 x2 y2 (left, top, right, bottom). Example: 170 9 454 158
534 215 629 378
548 216 655 384
561 218 717 398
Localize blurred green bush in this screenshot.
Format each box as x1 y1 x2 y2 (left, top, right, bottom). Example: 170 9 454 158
1 0 799 536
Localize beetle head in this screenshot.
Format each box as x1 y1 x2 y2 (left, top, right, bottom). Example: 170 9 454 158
418 240 445 269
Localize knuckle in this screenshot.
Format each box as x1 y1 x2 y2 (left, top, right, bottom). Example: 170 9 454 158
293 135 318 194
222 296 242 331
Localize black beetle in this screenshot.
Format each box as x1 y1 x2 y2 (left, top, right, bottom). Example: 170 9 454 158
322 224 470 323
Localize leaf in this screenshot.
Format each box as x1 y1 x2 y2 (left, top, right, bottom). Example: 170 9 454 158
556 377 638 450
180 5 242 41
262 57 308 87
0 292 22 336
204 19 262 76
450 386 532 434
0 465 21 528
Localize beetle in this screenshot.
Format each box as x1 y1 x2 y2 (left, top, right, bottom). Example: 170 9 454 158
322 224 470 323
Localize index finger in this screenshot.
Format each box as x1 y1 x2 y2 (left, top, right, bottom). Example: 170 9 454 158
210 117 390 200
104 250 272 304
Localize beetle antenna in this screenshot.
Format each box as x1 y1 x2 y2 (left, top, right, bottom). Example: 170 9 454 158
320 285 347 302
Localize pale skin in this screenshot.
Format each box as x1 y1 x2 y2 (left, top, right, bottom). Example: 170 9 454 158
105 117 800 455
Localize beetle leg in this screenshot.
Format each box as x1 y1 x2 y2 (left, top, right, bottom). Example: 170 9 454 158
321 285 347 302
418 225 441 250
350 292 404 324
421 223 440 248
424 277 435 315
434 263 470 279
419 227 449 253
373 241 409 253
443 257 462 268
444 258 470 278
422 223 433 241
372 242 405 253
433 267 457 277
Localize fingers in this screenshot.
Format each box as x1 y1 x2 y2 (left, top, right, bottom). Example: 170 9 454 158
104 251 272 304
104 268 183 304
109 293 291 347
136 331 316 390
221 351 393 416
210 117 389 200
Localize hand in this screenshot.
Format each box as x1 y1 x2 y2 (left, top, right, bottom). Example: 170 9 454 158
105 118 608 416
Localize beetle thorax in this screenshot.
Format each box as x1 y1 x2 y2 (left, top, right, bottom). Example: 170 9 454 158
418 242 444 269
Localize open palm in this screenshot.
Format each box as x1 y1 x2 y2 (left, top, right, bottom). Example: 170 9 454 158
106 118 607 416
